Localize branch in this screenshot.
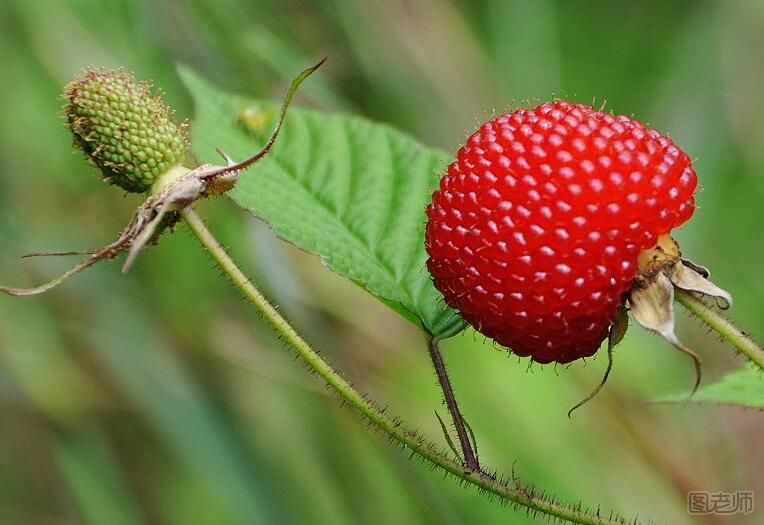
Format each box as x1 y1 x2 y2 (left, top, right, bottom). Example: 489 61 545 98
426 337 479 470
181 206 638 525
675 288 764 372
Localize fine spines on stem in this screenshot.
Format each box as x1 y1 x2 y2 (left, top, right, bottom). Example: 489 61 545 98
180 206 644 525
675 288 764 372
426 336 479 471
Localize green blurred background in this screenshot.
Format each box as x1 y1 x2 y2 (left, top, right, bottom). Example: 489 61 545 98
1 1 762 524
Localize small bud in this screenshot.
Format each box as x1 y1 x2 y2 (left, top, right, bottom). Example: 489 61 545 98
1 59 324 296
63 68 188 193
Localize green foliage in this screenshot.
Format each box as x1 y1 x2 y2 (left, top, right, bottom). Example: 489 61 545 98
181 67 466 340
654 365 764 410
3 1 764 524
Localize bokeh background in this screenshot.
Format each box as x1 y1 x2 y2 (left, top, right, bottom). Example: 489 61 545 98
1 1 762 524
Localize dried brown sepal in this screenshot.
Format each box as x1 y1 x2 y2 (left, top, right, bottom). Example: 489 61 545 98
670 259 732 310
568 304 628 417
627 234 733 396
608 303 629 349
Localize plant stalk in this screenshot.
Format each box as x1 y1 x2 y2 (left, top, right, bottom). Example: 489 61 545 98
180 206 630 525
675 288 764 372
426 337 479 470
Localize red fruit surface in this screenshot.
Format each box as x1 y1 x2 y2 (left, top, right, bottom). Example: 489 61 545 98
425 101 697 363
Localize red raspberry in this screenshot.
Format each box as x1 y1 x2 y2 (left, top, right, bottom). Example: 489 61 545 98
425 101 697 364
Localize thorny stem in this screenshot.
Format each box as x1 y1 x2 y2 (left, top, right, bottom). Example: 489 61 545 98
426 337 479 470
180 207 632 525
675 288 764 372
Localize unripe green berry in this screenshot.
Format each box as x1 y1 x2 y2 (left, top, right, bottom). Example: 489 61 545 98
63 68 188 193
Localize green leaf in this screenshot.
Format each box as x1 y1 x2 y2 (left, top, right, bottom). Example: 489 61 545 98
179 67 466 339
653 365 764 410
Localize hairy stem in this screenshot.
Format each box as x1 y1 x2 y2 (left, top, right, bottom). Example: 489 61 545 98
426 337 479 470
181 207 634 525
675 288 764 372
